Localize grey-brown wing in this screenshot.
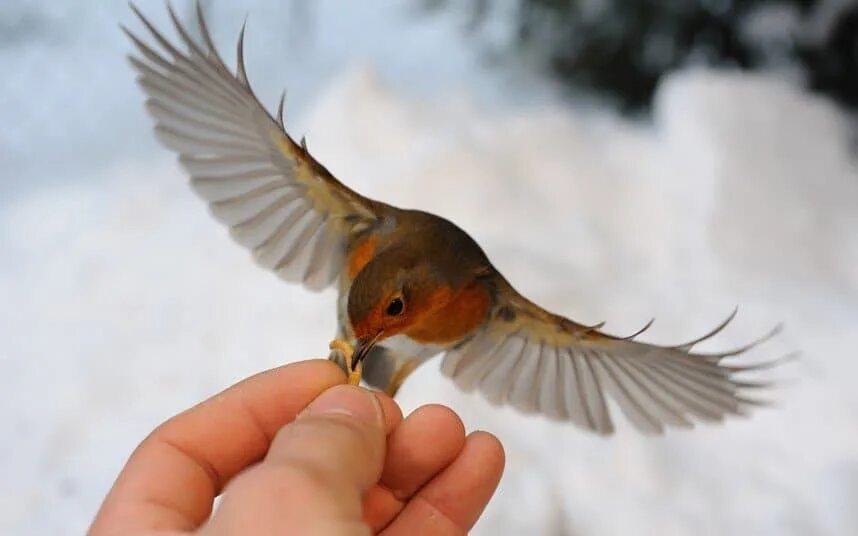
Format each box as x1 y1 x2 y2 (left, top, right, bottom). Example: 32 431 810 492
124 4 379 290
441 291 784 435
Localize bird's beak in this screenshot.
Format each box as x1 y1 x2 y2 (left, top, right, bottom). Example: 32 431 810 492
352 330 383 371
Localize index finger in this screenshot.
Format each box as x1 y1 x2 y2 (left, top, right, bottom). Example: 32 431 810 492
91 359 346 534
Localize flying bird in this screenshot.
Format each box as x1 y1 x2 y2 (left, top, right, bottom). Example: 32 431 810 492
123 3 783 435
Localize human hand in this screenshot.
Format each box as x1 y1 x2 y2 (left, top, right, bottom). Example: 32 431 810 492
90 360 505 535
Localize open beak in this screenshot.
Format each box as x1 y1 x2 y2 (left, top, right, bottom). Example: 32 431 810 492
352 330 383 371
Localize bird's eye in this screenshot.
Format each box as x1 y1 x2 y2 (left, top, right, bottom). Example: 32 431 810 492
386 297 404 316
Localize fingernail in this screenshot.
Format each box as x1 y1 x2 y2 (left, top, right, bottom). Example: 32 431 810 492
304 385 382 427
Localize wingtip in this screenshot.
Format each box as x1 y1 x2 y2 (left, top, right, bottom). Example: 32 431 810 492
165 0 178 21
729 350 800 372
712 324 784 360
621 317 655 341
770 322 785 337
674 307 740 352
276 90 287 127
165 1 186 39
128 1 143 18
118 23 133 39
235 19 250 85
126 2 149 31
124 54 146 75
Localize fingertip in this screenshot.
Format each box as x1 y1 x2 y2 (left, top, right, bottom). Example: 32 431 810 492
250 359 347 397
467 430 506 477
416 404 466 440
290 361 404 434
381 428 506 533
303 384 384 428
371 391 403 434
379 404 466 501
296 358 348 382
257 385 389 503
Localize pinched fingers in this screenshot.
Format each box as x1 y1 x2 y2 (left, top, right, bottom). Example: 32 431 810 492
201 385 388 536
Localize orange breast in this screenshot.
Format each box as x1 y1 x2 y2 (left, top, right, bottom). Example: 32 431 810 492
406 283 491 345
347 235 378 280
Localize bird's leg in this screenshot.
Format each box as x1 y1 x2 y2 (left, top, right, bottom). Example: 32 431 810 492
384 360 420 398
329 339 363 386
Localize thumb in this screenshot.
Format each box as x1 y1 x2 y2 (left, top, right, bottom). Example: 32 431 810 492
202 385 386 535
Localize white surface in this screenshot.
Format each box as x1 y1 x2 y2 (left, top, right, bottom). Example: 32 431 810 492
2 4 858 535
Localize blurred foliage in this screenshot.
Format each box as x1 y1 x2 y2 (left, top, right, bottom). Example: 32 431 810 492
796 4 858 110
422 0 858 112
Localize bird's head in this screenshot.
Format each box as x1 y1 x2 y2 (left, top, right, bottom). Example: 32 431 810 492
346 247 456 366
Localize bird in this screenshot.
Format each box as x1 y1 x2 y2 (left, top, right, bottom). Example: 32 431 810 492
123 3 785 435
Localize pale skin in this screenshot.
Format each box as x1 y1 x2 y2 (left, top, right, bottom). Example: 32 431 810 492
90 360 505 535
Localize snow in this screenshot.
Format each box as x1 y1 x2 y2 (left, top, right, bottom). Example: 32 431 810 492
2 2 858 535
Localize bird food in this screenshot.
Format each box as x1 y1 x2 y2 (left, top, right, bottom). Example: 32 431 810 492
329 339 363 387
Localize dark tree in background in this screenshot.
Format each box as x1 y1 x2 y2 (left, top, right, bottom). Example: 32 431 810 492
797 3 858 110
422 0 858 113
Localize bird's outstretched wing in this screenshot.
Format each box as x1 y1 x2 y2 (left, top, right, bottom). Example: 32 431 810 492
124 4 380 290
441 285 783 435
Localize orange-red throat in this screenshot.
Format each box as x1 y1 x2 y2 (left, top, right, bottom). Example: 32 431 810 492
351 281 491 356
404 283 491 345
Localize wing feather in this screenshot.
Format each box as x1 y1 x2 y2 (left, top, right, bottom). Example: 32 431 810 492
251 204 314 266
506 342 543 414
441 279 781 435
593 354 662 434
578 350 614 434
563 349 595 430
610 356 693 428
455 340 501 393
479 335 526 405
303 222 345 290
124 4 380 290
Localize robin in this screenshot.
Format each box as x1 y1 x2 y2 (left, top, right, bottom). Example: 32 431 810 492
124 4 782 435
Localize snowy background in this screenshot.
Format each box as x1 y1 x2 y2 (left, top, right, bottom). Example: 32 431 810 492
2 1 857 534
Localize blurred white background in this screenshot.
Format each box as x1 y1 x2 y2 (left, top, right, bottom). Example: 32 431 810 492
2 1 857 534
